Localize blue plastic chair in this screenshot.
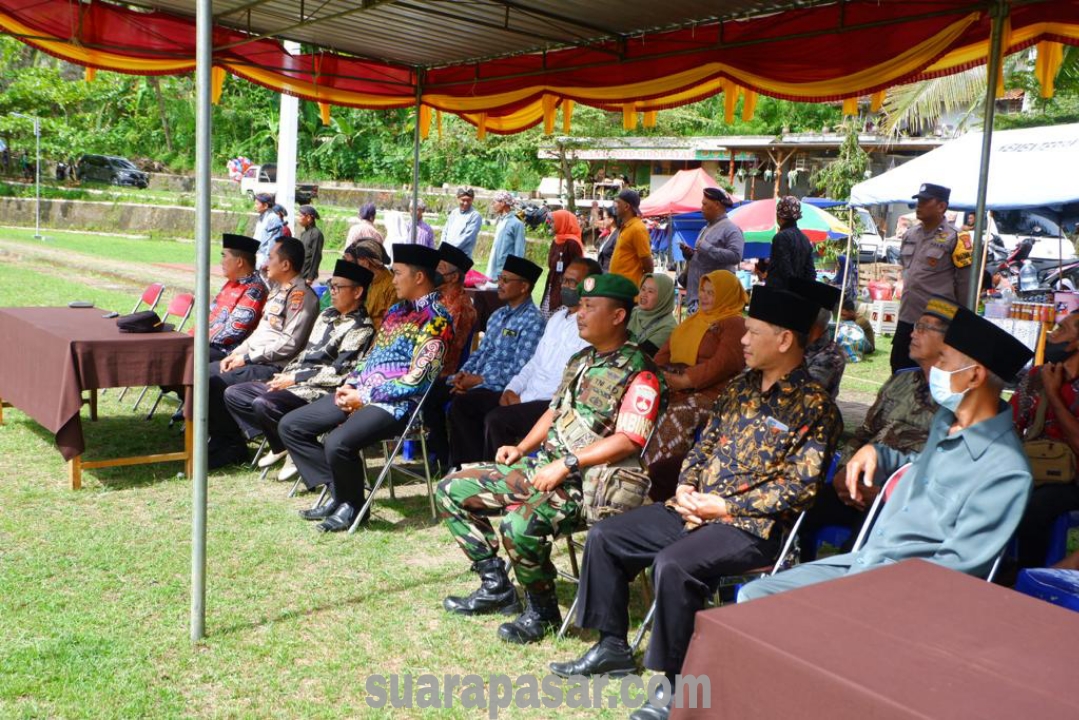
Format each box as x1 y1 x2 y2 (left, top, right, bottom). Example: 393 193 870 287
1045 511 1079 566
1015 568 1079 613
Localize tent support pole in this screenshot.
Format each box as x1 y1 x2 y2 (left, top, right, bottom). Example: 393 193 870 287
190 0 212 643
967 0 1007 309
409 74 423 244
835 206 855 342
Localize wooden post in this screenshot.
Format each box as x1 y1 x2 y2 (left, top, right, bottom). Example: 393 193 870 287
69 456 82 490
185 420 194 478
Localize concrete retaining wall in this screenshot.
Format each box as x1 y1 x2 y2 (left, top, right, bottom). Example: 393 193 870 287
0 196 256 239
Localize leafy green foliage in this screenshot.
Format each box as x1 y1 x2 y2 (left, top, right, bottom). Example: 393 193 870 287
810 124 870 200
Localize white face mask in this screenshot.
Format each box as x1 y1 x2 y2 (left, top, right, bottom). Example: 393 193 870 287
929 364 976 412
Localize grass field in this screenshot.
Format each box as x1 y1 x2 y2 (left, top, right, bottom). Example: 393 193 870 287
0 231 894 719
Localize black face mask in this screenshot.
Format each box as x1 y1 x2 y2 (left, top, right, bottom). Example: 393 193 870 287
560 287 580 307
1045 340 1077 364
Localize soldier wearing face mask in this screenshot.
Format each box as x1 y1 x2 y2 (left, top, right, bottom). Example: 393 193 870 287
1011 310 1079 568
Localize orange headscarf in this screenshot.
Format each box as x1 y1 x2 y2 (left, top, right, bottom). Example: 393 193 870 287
550 209 584 252
668 270 747 365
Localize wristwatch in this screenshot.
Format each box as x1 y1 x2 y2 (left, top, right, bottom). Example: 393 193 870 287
564 453 581 476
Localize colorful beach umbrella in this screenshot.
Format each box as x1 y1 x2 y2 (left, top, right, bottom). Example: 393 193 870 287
728 198 852 256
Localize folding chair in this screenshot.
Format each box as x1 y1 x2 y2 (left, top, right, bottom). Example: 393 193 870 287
851 462 1007 583
134 293 195 415
114 283 166 401
348 383 437 533
630 510 808 653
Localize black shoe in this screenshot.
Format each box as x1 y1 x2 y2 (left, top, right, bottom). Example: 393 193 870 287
498 589 562 644
208 443 249 470
316 503 364 533
628 683 672 720
629 703 670 720
299 499 339 521
443 557 521 616
549 639 636 678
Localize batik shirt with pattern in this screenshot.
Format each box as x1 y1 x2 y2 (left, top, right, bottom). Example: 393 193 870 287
457 299 544 391
438 284 477 377
281 307 376 402
673 365 843 540
344 291 453 420
206 272 268 351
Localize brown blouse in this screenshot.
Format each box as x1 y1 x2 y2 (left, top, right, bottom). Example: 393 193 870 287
654 315 747 402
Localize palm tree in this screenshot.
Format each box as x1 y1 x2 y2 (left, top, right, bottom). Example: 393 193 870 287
880 46 1079 137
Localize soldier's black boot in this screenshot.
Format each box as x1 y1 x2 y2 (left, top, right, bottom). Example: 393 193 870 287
497 588 562 644
443 558 522 616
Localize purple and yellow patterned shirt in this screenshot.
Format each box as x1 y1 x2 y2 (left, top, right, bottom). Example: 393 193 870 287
345 291 454 419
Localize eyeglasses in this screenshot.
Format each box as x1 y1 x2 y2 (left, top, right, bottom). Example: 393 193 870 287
328 282 358 293
497 275 524 285
913 322 947 334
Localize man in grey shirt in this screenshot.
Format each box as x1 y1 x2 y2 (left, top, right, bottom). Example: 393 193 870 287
681 186 744 313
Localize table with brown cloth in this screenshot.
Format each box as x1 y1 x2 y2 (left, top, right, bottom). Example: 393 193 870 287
672 560 1079 720
465 287 505 333
0 307 194 489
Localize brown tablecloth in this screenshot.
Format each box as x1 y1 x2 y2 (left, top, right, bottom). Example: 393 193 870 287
465 288 506 333
0 307 194 460
674 560 1079 720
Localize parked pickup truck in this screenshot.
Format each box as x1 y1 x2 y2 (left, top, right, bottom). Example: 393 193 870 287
240 163 318 204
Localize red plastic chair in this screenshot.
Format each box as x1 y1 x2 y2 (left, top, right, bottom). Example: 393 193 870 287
111 283 167 403
134 293 195 417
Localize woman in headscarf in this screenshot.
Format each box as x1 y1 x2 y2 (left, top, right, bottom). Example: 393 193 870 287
765 195 816 290
627 273 677 357
643 269 748 501
541 208 585 315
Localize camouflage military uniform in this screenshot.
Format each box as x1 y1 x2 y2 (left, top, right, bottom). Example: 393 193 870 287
437 342 664 594
805 335 847 400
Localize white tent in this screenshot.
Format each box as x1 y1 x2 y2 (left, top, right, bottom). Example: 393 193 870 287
851 123 1079 210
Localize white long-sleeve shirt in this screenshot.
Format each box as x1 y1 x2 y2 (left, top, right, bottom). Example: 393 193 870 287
504 307 589 403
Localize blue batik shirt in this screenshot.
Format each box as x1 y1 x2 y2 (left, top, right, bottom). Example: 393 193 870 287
457 299 544 392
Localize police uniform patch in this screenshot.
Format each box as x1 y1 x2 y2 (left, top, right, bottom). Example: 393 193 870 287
952 231 973 268
287 289 306 312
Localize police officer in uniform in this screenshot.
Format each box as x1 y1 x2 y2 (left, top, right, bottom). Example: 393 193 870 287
207 236 319 468
436 273 666 645
892 183 973 373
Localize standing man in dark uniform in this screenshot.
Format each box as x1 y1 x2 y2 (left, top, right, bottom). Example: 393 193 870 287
892 183 973 373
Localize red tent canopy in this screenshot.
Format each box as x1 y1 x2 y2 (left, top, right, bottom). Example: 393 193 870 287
1 0 1077 135
640 169 738 217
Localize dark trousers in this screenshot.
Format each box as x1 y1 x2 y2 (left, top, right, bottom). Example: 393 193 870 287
1017 483 1079 567
799 482 868 561
423 379 454 466
207 362 278 451
222 382 310 452
448 388 504 467
208 345 228 363
576 503 779 673
278 394 403 499
890 320 916 374
482 400 550 458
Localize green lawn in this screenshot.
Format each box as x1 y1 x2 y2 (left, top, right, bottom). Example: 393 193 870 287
1 227 196 266
0 235 902 719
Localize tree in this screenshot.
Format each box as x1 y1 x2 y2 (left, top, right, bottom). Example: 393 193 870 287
810 123 869 200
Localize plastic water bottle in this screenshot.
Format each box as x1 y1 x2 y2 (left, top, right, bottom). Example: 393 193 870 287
1019 260 1039 292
